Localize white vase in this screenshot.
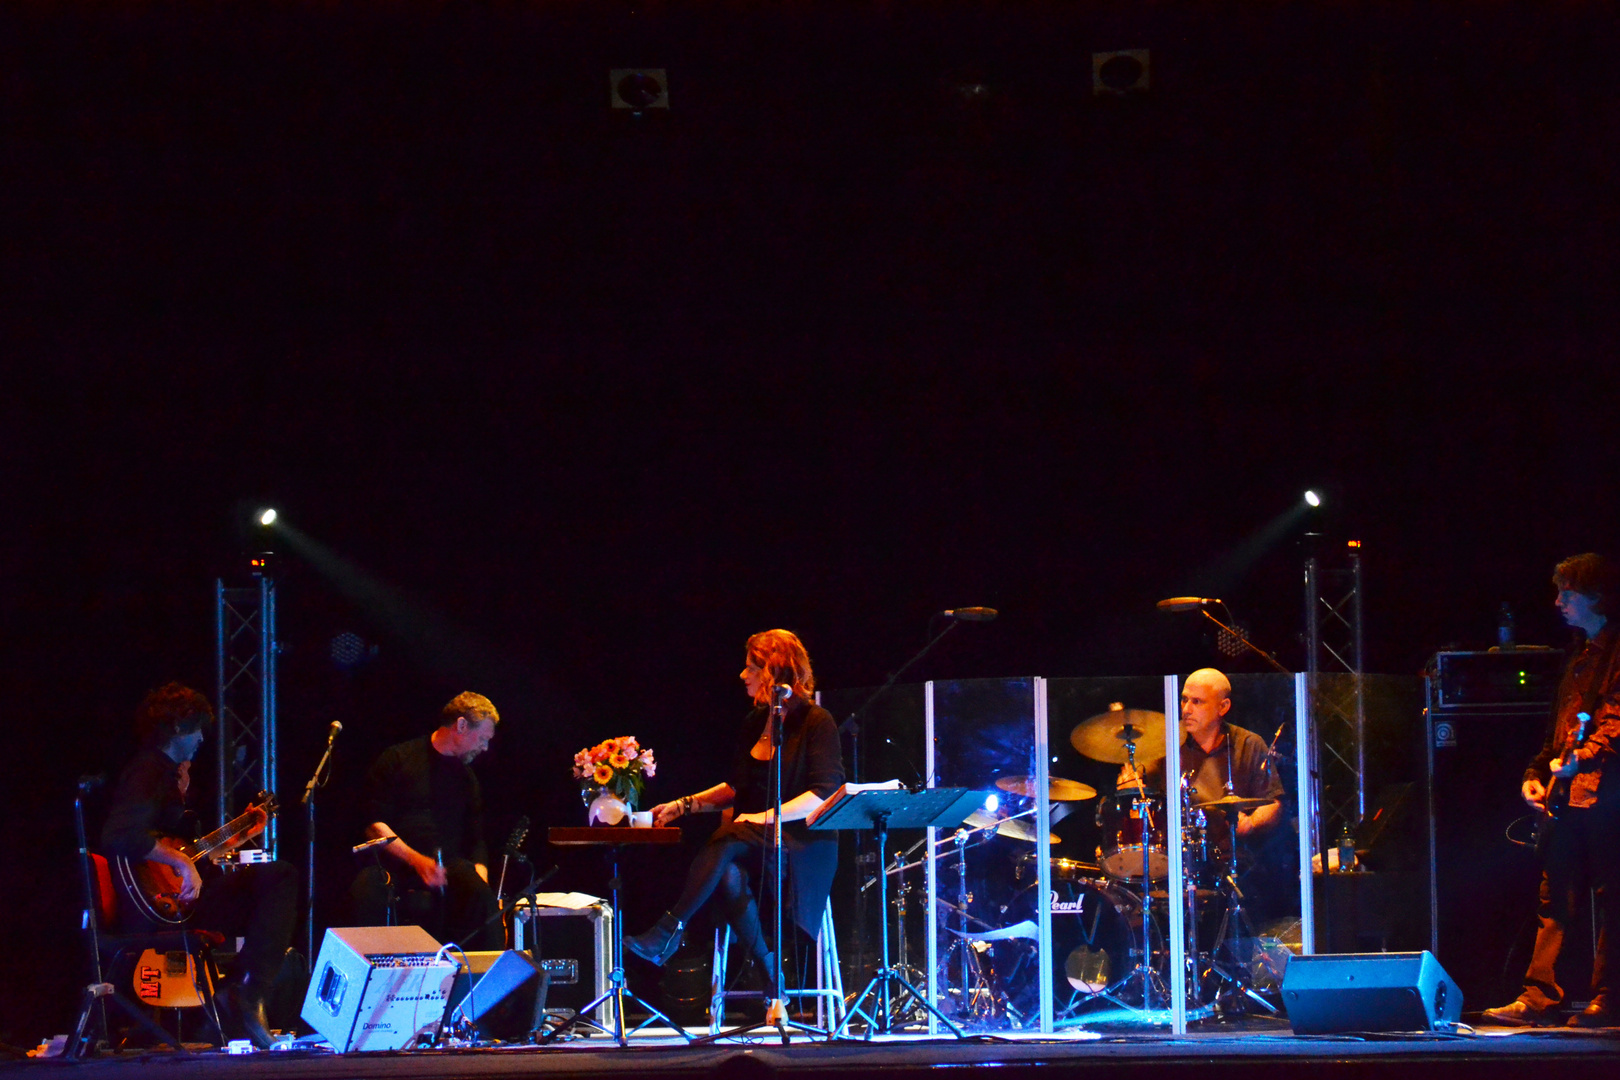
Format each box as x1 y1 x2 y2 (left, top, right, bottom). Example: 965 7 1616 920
587 789 630 826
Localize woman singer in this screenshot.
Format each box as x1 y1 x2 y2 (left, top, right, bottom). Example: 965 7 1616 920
625 629 844 986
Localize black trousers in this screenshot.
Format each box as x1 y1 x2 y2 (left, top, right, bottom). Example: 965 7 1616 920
1520 801 1620 1009
182 860 299 987
349 858 502 951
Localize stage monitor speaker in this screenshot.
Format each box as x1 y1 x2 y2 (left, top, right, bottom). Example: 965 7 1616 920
446 950 539 1033
1282 951 1462 1034
300 926 458 1052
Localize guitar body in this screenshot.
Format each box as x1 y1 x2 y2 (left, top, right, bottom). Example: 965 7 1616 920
111 793 277 926
1533 712 1592 859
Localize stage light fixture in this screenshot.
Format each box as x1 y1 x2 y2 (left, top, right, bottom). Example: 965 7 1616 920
610 68 669 111
1092 50 1150 96
258 508 278 526
1303 490 1321 508
984 793 1000 813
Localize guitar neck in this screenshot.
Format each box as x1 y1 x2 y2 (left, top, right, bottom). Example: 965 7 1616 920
189 804 270 864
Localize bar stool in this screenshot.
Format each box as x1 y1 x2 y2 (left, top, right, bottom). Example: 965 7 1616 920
709 899 843 1035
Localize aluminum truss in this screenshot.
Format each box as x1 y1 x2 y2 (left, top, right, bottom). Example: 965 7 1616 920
1302 545 1366 853
215 574 279 857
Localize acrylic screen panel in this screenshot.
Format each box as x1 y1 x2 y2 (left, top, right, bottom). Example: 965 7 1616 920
928 677 1041 1032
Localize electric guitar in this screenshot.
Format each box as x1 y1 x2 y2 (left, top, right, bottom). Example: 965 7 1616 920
113 791 278 924
1533 711 1592 858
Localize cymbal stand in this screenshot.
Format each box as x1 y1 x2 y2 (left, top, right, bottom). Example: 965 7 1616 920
1201 807 1276 1016
887 851 927 1024
1095 726 1169 1013
934 828 998 1023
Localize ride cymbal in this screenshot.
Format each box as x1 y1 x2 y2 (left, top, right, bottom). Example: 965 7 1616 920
1069 704 1168 764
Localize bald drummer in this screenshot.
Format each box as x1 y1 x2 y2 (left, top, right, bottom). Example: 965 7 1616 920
1119 668 1283 852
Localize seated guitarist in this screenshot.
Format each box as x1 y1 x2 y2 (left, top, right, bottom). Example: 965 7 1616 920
1485 554 1620 1028
100 683 297 1048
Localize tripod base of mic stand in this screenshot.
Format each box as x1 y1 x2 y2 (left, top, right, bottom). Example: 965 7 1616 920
540 982 689 1047
693 998 830 1046
834 966 966 1040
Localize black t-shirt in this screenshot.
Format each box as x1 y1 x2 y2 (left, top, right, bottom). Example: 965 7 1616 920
363 735 488 866
1142 722 1283 852
101 746 195 858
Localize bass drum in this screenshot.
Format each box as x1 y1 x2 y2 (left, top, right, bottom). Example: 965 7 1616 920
1050 878 1148 994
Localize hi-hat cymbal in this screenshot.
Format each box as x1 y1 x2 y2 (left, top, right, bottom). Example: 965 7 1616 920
1069 705 1168 764
1193 794 1273 813
995 775 1098 802
963 809 1061 844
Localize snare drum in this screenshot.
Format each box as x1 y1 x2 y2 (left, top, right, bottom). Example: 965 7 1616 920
1095 793 1169 880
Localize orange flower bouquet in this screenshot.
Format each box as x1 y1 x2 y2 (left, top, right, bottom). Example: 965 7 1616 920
572 736 656 811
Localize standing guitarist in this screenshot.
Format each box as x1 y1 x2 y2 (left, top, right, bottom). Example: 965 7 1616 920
1485 554 1620 1028
100 683 297 1048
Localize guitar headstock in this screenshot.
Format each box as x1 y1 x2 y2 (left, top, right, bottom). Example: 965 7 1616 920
253 790 280 816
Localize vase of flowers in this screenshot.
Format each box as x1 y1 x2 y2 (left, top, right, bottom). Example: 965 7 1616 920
573 736 655 826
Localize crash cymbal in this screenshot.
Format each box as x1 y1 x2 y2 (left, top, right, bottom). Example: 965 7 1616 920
1069 704 1168 764
962 809 1061 844
995 775 1098 802
1193 795 1273 813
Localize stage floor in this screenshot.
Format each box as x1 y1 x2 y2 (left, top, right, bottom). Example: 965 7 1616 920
22 1022 1620 1080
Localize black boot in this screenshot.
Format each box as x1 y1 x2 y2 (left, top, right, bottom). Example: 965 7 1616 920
220 977 274 1049
625 912 685 966
725 893 779 991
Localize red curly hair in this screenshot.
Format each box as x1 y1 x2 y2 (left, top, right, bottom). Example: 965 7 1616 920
745 629 815 707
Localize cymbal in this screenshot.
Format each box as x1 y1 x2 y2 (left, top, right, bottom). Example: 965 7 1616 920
963 809 1061 844
995 775 1098 802
1069 705 1168 764
1193 795 1273 813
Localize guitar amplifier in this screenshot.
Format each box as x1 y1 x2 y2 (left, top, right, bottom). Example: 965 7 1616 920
300 926 458 1052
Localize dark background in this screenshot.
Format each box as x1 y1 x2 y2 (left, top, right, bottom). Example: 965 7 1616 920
3 0 1618 1045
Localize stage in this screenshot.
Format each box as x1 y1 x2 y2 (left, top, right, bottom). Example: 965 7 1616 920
20 1024 1620 1080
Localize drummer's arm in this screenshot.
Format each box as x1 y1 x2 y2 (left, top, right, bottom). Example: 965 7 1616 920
1236 800 1280 837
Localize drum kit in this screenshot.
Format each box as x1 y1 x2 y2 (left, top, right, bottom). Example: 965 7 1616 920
871 703 1280 1028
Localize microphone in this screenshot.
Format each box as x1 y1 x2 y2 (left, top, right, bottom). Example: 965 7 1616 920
941 607 998 622
325 720 343 745
773 684 794 700
1156 596 1221 612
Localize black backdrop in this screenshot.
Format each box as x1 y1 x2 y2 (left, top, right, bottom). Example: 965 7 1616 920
3 0 1618 1046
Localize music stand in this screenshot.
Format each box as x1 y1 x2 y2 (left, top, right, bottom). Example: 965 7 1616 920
538 827 691 1046
810 785 984 1039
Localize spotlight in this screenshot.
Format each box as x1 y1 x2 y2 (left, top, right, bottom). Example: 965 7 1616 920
1303 490 1321 508
610 68 669 111
1092 50 1150 96
258 508 278 526
984 793 1000 813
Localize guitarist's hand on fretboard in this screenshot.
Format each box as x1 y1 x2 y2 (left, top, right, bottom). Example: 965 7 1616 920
1549 755 1580 780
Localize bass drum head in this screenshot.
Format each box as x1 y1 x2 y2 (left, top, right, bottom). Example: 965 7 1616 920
1050 879 1144 993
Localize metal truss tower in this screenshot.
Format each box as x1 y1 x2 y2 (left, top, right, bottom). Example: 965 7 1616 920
215 573 279 857
1303 542 1366 854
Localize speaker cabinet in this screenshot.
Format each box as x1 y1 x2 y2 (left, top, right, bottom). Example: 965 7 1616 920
1282 951 1462 1034
300 926 458 1052
1427 661 1557 1008
446 950 539 1038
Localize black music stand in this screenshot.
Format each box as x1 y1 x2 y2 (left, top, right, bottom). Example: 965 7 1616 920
810 786 984 1039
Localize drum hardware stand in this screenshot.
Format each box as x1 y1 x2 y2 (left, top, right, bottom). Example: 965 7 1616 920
1200 804 1277 1016
1091 725 1171 1015
933 828 1002 1023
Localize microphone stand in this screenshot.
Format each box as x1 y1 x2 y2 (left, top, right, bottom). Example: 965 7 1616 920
838 617 961 990
1194 606 1291 675
301 726 340 963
